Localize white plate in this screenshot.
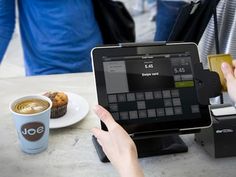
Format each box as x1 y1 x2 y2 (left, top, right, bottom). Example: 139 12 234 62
49 92 89 129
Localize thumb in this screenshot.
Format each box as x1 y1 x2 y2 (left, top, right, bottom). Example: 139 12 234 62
221 62 235 82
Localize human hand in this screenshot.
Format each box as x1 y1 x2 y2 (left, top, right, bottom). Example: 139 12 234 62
221 60 236 102
91 105 144 177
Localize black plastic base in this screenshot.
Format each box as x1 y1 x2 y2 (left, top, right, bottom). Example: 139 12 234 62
92 134 188 162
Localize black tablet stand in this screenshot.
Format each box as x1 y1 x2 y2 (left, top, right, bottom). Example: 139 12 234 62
92 133 189 162
92 63 222 162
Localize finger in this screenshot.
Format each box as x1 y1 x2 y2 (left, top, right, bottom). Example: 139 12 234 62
91 128 103 146
91 128 109 147
97 138 103 146
91 127 106 139
232 60 236 77
93 105 117 130
232 60 236 68
221 62 235 82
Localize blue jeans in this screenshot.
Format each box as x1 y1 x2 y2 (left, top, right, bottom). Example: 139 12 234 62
154 0 187 41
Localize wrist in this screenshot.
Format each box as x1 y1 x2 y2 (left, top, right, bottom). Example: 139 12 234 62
119 158 144 177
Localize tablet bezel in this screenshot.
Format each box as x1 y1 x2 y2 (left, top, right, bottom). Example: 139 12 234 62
92 42 212 134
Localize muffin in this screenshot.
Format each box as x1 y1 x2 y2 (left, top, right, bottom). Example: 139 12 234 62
43 92 68 118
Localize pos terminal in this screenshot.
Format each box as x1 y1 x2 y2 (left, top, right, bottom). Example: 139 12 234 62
91 42 221 162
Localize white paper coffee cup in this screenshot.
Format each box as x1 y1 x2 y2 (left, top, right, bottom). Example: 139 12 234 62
9 95 52 154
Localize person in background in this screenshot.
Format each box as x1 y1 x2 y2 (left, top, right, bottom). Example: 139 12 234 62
198 0 236 67
92 61 236 177
0 0 103 76
154 0 191 41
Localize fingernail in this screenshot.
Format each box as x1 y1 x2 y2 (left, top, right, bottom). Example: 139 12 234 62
221 62 227 71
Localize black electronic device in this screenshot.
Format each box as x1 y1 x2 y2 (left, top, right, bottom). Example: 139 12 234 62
195 104 236 158
91 42 221 162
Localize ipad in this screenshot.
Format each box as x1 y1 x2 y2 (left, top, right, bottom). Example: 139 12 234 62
92 42 212 134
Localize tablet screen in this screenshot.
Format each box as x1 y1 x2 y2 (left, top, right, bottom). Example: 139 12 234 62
92 43 211 133
104 53 193 93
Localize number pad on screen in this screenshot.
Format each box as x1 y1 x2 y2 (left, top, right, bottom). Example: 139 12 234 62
108 89 184 121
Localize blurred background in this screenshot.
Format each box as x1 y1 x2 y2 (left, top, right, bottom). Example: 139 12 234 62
0 0 156 78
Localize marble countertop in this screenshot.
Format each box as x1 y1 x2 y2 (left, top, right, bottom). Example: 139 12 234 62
0 73 235 177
